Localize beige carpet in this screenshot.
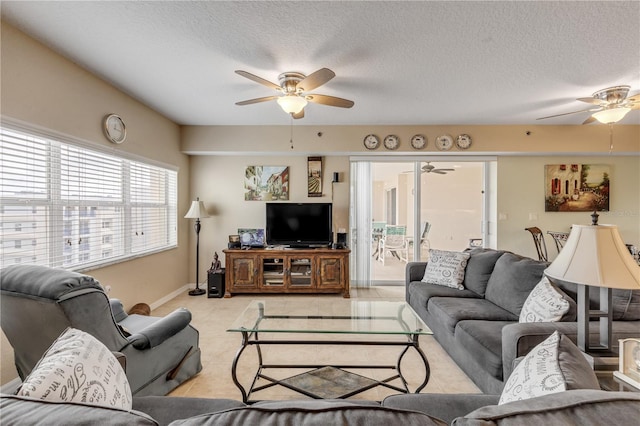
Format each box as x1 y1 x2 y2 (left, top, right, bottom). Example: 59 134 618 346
154 286 481 401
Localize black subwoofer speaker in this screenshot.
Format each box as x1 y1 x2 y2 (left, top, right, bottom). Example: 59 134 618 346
335 232 348 249
207 270 225 298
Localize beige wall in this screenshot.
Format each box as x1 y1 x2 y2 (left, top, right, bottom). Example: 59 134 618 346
1 23 191 384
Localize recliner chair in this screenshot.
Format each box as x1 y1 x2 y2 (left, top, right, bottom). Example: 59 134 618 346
0 264 202 396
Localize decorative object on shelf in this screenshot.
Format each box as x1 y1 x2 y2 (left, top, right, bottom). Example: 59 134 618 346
102 113 126 144
383 134 400 150
184 197 210 296
435 134 454 151
238 228 265 248
545 220 640 353
544 164 610 212
363 134 380 150
209 251 223 273
308 156 323 197
228 235 241 249
614 338 640 389
455 134 472 150
410 134 427 149
244 166 289 201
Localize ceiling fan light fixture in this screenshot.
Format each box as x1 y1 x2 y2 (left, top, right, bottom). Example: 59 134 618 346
277 95 307 114
593 107 631 124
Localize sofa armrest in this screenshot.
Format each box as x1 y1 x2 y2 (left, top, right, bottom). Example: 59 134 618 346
127 308 192 350
383 393 499 425
501 321 578 380
405 262 427 300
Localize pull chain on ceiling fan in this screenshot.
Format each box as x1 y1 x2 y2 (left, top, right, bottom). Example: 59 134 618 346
235 68 354 119
537 85 639 124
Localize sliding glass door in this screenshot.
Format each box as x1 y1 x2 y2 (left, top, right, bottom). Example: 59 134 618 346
350 158 494 287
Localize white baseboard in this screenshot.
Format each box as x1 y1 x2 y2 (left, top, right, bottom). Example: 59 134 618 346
149 284 192 311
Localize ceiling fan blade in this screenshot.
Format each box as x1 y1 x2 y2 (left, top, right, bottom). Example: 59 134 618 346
536 107 599 120
577 97 603 105
305 94 354 108
582 115 597 125
235 70 281 91
235 96 279 106
297 68 335 92
292 109 305 119
434 168 455 172
626 94 640 109
431 170 447 174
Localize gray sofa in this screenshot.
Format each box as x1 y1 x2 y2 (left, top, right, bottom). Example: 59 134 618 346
405 248 640 394
2 390 639 425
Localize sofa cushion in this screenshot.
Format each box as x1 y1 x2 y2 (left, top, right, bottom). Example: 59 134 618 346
485 253 548 317
499 331 599 404
455 320 514 380
17 327 132 410
0 394 156 426
132 396 246 425
422 250 471 290
519 277 576 323
463 249 505 296
408 281 481 311
429 298 517 335
455 390 640 426
168 400 447 425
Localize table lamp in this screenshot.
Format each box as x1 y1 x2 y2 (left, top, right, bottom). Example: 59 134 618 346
545 221 640 354
184 197 210 296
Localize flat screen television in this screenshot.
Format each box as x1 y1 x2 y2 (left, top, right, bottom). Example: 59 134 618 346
266 202 333 248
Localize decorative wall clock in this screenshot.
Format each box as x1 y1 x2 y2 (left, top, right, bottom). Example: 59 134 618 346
103 114 126 144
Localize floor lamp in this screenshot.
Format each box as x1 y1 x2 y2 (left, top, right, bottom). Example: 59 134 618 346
184 198 210 296
545 222 640 355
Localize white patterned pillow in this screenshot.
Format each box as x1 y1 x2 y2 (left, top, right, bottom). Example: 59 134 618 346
421 249 470 290
519 277 572 323
17 327 132 410
499 331 599 404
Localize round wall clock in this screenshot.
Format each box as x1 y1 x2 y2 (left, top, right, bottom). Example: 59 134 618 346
435 134 453 151
456 134 472 150
410 134 427 149
103 114 126 144
383 135 400 150
363 134 380 150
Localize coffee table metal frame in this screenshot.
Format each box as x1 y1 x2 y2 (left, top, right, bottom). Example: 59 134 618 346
228 300 431 403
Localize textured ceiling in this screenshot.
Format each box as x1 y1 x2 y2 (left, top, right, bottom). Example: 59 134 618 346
2 1 639 126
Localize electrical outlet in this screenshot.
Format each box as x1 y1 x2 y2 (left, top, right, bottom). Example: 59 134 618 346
529 213 538 221
499 213 508 220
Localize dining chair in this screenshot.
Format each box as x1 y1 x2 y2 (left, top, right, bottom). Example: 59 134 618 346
524 227 548 262
547 230 570 254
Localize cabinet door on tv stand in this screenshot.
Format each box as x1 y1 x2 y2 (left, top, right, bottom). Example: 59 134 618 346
317 256 344 289
229 256 258 290
287 255 315 290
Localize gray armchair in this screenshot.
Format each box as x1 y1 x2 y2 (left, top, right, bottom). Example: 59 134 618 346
0 264 202 396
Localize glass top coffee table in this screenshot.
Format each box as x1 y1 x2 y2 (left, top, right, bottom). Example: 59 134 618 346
227 300 433 403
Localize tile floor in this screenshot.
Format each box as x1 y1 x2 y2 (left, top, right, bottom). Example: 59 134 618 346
154 286 481 401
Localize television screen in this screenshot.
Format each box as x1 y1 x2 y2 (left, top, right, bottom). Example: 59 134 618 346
266 203 333 247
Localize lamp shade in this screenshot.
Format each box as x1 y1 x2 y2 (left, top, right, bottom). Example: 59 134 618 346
545 224 640 290
592 107 631 124
184 199 210 219
277 95 307 114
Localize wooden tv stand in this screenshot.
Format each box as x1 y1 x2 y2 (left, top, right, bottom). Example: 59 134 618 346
223 248 350 298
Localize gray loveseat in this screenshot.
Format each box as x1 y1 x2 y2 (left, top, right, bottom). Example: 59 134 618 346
2 389 639 425
405 248 640 394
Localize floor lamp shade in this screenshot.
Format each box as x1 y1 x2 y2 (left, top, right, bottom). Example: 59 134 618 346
184 198 210 296
545 224 640 352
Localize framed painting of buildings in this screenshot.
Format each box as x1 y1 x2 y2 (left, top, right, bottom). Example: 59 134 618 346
544 164 610 212
244 166 289 201
307 156 323 197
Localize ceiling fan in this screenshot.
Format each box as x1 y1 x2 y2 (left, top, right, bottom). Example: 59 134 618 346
537 85 640 124
404 162 455 175
234 68 354 119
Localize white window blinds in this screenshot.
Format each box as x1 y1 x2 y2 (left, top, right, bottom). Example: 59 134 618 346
0 125 177 270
